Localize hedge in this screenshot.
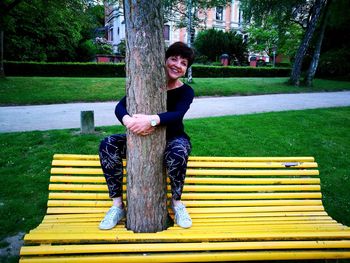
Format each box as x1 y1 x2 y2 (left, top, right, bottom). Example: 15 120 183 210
4 61 126 77
4 61 291 78
191 65 290 78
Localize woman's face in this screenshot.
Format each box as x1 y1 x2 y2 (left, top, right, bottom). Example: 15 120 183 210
165 55 188 81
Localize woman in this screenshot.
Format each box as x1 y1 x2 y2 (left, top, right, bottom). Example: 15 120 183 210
99 41 195 230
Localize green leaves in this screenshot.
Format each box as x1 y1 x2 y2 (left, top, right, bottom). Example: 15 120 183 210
193 28 247 63
4 0 104 62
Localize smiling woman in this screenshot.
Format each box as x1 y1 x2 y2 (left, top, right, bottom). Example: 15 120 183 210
98 42 197 231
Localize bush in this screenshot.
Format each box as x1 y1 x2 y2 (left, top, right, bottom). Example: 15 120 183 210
194 29 247 64
4 61 290 78
4 61 125 77
191 65 290 78
317 48 350 80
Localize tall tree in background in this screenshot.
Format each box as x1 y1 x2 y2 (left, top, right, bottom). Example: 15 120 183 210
289 0 326 86
194 28 247 62
3 0 105 62
240 0 328 86
304 0 331 86
123 0 168 233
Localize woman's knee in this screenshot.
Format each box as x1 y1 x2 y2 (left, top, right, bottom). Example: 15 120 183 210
164 138 191 166
99 134 126 155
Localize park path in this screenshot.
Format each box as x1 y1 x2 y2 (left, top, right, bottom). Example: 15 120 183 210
0 91 350 133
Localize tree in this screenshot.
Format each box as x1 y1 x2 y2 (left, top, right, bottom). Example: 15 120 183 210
240 0 328 86
289 0 326 86
3 0 105 62
304 0 331 86
124 0 168 233
246 17 303 61
194 28 247 62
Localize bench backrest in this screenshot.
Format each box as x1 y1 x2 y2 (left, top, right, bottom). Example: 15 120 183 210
48 154 323 218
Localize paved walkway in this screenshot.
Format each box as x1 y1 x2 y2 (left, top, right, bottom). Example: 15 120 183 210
1 91 350 133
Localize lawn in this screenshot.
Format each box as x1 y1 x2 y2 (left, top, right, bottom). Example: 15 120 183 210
0 107 349 262
0 77 350 105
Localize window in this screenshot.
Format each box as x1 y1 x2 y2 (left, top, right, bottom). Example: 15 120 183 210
109 28 114 41
216 6 223 20
163 25 170 41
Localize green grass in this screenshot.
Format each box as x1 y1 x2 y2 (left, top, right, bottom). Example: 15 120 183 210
1 107 349 262
1 77 350 105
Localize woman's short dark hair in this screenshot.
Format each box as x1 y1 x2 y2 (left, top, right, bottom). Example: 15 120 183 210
165 42 195 67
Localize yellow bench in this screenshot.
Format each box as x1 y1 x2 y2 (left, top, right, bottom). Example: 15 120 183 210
20 154 350 262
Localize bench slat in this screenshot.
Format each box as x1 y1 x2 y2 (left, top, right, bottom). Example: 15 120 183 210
52 160 318 168
20 240 350 255
24 230 350 244
53 154 315 162
48 183 321 192
48 192 322 200
20 251 350 263
50 176 321 185
45 205 325 215
50 167 320 176
47 200 323 208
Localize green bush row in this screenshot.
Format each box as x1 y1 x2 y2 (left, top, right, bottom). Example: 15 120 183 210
4 61 291 78
4 61 126 77
191 65 290 77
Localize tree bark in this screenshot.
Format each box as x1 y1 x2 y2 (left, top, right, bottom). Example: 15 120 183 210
289 0 326 86
123 0 168 233
304 0 331 87
0 31 4 78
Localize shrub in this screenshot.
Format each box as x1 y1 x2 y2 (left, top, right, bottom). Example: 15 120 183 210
4 61 125 77
317 48 350 80
191 65 290 78
4 61 290 78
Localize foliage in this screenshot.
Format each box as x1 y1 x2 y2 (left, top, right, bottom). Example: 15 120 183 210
3 61 126 77
3 0 105 62
94 37 113 55
117 40 126 56
240 0 329 86
163 0 231 28
317 48 350 80
246 17 303 59
193 29 247 63
192 65 289 77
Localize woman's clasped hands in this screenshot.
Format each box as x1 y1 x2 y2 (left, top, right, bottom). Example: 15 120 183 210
122 114 159 136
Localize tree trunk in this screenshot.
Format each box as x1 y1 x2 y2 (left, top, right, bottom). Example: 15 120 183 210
304 0 331 87
186 0 193 83
0 30 4 78
124 0 168 233
289 0 326 86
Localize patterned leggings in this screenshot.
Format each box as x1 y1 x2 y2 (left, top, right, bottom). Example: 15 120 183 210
99 134 192 200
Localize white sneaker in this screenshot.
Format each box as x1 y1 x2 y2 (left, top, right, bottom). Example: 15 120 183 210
99 205 126 230
171 202 192 228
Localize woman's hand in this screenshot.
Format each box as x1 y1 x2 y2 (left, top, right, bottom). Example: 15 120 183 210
122 114 159 136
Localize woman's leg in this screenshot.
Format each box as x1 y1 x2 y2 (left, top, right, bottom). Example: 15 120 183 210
99 134 127 199
164 136 192 201
164 136 192 228
98 134 127 230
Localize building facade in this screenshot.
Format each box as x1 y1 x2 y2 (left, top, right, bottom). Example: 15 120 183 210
105 1 243 51
104 1 269 63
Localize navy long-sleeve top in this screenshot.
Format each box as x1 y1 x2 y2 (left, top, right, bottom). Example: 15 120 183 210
115 83 194 140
